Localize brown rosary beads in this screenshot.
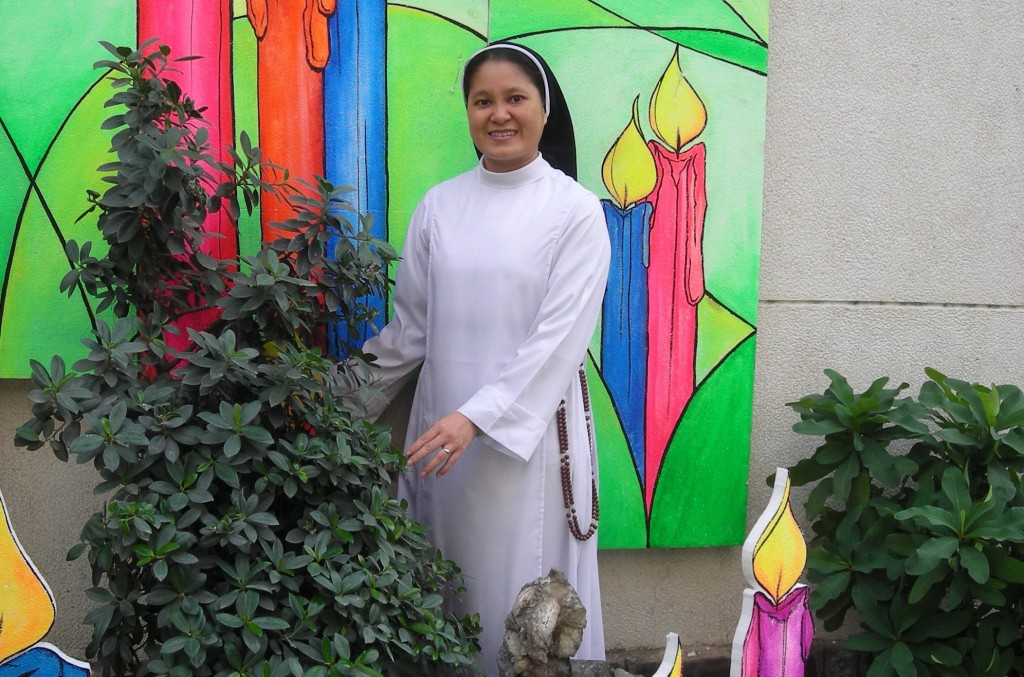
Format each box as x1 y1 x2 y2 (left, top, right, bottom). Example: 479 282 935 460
556 366 600 541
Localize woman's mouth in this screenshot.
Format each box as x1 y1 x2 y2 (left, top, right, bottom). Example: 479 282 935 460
489 130 517 138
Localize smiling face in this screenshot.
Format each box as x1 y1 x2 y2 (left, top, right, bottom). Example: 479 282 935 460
465 59 548 173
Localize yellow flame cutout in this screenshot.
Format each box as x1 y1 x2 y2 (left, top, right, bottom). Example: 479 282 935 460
602 97 657 209
0 489 55 661
751 477 806 605
649 47 707 153
670 647 683 677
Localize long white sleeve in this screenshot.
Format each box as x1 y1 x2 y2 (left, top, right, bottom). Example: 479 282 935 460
358 199 431 419
457 193 611 461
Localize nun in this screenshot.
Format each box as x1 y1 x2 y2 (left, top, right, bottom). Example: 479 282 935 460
360 42 609 672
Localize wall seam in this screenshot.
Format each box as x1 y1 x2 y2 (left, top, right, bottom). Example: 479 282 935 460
759 300 1024 311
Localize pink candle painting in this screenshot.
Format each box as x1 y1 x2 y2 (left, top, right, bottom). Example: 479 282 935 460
643 48 708 508
138 1 236 355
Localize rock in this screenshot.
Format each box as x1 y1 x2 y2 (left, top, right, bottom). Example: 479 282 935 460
566 659 644 676
568 660 612 676
497 569 588 676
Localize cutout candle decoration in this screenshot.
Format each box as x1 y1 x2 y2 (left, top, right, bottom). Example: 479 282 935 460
651 632 685 677
730 468 813 677
247 0 336 242
600 96 657 476
0 487 91 674
0 643 90 676
644 47 708 509
0 488 54 661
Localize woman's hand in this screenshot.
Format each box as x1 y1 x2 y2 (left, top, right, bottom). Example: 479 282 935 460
406 412 479 477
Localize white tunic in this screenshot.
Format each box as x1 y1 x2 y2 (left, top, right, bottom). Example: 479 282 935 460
362 155 610 673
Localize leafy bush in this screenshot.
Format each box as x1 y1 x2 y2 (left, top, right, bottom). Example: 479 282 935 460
785 368 1024 677
15 40 479 676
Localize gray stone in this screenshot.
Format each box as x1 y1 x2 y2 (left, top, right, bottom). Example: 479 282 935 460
567 660 612 676
565 661 643 677
612 670 645 677
497 569 588 677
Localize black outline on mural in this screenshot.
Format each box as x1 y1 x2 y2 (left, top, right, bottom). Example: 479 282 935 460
718 0 767 45
0 72 107 345
586 348 647 549
585 0 767 48
389 3 487 42
505 24 767 77
645 324 758 547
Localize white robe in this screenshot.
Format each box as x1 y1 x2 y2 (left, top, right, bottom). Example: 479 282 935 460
362 155 610 673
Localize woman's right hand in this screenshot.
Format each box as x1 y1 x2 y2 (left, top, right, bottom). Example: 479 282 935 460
405 411 479 477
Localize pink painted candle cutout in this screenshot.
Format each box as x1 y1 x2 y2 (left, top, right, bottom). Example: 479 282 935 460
741 587 813 677
731 469 814 677
643 47 708 507
138 1 237 355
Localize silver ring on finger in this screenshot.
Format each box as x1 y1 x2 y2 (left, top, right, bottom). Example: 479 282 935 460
440 447 452 458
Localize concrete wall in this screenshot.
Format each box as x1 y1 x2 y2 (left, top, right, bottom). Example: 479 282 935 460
2 0 1023 659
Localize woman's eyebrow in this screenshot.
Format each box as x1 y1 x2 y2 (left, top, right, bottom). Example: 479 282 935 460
469 85 531 97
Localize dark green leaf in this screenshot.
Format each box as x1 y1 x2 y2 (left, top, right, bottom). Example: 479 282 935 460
958 545 989 584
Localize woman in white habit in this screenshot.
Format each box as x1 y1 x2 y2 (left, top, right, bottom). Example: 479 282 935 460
359 42 610 673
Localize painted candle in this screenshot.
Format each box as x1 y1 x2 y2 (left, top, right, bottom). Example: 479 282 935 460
246 0 335 242
644 48 707 506
0 644 91 676
138 1 236 354
324 0 387 353
138 0 236 260
0 487 55 662
731 469 813 677
600 97 656 479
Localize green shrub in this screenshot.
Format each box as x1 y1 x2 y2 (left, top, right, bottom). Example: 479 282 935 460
15 40 479 676
785 369 1024 677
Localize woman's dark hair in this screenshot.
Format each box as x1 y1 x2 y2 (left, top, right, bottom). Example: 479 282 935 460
462 47 547 111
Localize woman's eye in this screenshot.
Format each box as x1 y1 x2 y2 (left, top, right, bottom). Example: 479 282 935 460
510 95 525 103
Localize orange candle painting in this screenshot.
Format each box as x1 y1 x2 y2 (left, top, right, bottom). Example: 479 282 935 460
246 0 336 242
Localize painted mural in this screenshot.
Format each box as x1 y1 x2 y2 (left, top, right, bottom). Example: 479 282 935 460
0 0 767 548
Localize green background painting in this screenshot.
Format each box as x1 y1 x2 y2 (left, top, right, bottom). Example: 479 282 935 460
0 0 767 548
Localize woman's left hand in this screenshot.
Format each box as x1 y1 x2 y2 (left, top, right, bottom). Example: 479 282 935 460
406 412 478 477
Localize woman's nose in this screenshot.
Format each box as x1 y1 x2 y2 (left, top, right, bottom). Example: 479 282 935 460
490 104 511 121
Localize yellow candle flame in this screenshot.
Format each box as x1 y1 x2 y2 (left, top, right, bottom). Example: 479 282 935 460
751 476 806 605
649 47 707 153
602 97 657 209
0 490 55 661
